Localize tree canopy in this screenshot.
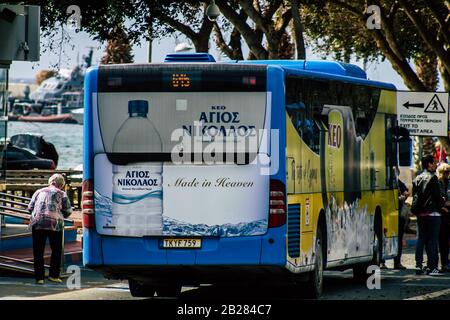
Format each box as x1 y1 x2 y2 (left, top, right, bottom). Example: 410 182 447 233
13 0 450 91
300 0 450 91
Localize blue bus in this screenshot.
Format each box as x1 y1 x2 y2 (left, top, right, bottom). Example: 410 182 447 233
82 53 409 298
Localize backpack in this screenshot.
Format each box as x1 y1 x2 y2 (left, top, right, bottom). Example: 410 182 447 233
410 173 432 215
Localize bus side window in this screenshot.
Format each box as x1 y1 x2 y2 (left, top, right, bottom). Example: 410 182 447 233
287 102 306 136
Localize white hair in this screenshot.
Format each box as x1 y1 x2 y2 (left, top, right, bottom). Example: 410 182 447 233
48 174 65 189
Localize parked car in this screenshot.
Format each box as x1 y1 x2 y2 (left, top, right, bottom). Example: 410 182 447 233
1 144 56 170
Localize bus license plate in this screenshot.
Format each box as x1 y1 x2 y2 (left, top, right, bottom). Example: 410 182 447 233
162 238 201 249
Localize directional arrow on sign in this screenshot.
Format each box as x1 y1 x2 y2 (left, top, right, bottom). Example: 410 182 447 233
403 102 425 109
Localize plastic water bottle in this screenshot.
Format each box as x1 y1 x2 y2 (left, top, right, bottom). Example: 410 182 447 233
111 100 163 236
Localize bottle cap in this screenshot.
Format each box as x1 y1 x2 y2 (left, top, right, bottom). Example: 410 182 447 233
128 100 148 115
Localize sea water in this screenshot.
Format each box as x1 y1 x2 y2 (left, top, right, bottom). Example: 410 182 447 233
7 121 83 169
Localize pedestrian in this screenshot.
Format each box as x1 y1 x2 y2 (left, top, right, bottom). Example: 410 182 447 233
412 155 444 276
434 141 447 164
437 163 450 272
28 174 72 284
394 173 409 270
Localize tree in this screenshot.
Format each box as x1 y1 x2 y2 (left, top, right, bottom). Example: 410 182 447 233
100 26 134 64
300 0 449 90
291 0 306 59
215 0 293 59
22 0 300 61
299 0 450 170
35 70 57 85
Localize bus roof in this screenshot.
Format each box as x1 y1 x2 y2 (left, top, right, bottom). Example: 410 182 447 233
160 53 396 90
234 59 397 90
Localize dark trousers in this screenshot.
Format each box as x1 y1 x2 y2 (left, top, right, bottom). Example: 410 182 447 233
32 228 63 281
415 216 441 270
394 216 406 265
439 215 450 268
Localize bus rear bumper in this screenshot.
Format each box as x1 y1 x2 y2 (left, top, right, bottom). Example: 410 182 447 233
87 265 296 286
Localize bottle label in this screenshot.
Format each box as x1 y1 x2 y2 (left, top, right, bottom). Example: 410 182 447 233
113 166 162 204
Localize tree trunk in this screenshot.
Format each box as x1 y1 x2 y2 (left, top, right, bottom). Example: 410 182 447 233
213 24 244 60
192 16 214 53
438 58 450 92
215 0 268 59
291 0 306 59
278 32 295 59
192 38 210 53
437 57 450 160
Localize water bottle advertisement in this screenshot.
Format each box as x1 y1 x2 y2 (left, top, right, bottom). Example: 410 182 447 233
93 92 270 237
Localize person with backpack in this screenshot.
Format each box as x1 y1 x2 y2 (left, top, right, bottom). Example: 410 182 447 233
412 155 444 276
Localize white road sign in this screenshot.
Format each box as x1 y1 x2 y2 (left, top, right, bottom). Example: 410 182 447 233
397 91 449 137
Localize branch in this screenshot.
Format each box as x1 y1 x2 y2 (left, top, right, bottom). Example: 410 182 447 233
372 29 428 90
427 0 450 44
198 9 214 40
215 0 268 59
157 15 197 40
238 0 270 34
278 8 293 33
291 0 306 59
386 1 399 22
213 23 235 59
438 57 450 91
327 0 363 16
399 0 450 74
370 0 406 61
327 0 427 90
265 0 284 19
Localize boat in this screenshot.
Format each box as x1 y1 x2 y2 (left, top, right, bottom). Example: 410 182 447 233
17 113 77 123
71 107 84 124
29 66 84 102
8 101 43 121
29 48 93 103
12 91 83 124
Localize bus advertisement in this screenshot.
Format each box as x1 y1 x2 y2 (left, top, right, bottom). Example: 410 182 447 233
82 53 411 298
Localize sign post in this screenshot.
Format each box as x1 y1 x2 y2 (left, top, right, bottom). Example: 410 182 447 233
397 91 449 137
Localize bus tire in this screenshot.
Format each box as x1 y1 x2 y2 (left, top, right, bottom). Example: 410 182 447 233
304 228 324 299
156 284 182 297
353 221 382 282
128 279 156 298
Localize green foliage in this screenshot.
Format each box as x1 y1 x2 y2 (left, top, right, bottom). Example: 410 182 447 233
301 0 420 63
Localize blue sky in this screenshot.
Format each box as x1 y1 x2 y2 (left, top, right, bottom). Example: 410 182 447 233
9 28 444 91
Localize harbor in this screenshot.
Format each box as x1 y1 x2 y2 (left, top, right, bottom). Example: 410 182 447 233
0 1 449 306
0 11 87 278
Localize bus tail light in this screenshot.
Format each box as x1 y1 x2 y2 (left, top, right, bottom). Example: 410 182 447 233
269 179 286 228
82 179 95 229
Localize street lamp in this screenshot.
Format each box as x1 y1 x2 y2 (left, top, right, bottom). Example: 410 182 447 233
205 0 220 21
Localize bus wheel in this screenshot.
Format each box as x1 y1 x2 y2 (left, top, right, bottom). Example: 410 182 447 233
156 284 182 297
128 279 156 298
372 226 382 266
304 228 324 299
353 228 381 282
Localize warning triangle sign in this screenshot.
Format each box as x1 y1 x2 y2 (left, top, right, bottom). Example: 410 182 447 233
424 94 446 113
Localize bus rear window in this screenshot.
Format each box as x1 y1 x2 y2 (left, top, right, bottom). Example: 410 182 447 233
96 91 267 156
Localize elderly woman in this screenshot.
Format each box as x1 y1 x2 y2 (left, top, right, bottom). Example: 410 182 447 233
437 163 450 272
28 174 72 284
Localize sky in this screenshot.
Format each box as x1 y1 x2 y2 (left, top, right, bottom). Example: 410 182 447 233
8 27 445 91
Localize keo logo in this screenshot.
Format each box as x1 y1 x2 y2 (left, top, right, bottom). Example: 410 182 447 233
328 124 342 149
